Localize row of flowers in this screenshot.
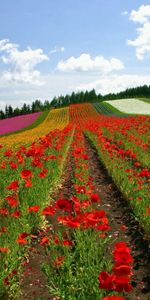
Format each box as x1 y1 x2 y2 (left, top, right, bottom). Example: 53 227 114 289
0 124 73 298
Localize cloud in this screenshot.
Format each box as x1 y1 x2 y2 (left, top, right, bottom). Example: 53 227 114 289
76 74 150 95
127 5 150 60
49 46 65 55
121 11 128 16
129 5 150 24
57 53 124 73
0 39 49 85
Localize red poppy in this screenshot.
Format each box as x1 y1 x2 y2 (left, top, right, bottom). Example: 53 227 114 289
24 179 32 187
11 210 21 218
16 238 27 244
113 264 132 277
6 180 19 191
0 247 9 253
91 193 100 203
5 196 19 207
62 240 73 246
27 205 40 213
55 199 72 212
40 236 49 245
98 271 115 290
0 208 8 216
21 169 32 179
102 296 125 300
41 206 55 216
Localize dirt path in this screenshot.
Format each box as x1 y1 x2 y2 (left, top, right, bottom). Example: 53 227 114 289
84 135 150 300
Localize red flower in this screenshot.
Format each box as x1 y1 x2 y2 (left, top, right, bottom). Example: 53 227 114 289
11 210 21 218
41 206 55 216
0 247 9 253
40 236 49 245
5 196 19 207
98 271 115 290
24 179 32 187
55 199 72 212
62 240 73 246
91 193 100 203
28 205 40 213
16 238 27 244
21 169 32 179
113 264 132 277
6 180 19 191
0 208 8 216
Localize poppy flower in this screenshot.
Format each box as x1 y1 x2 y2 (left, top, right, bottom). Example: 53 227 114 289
0 208 8 216
16 238 27 244
98 271 115 290
0 247 9 253
91 193 100 203
27 205 40 213
62 240 73 246
40 236 49 245
5 196 19 207
41 206 55 216
21 169 32 179
11 210 21 218
6 181 19 191
55 199 72 212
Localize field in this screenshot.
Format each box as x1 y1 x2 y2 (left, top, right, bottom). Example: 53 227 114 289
0 103 150 300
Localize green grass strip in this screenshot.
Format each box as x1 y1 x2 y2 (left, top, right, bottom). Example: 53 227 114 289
93 102 128 116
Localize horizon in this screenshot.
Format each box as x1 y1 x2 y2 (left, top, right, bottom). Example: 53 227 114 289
0 0 150 109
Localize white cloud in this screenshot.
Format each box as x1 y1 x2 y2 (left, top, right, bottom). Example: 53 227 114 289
76 74 150 95
129 5 150 24
57 53 124 73
49 46 65 55
0 39 49 85
122 11 128 16
127 5 150 60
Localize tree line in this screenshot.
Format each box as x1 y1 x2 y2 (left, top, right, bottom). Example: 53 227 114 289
0 85 150 119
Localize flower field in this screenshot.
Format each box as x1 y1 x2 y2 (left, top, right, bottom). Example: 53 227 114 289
105 99 150 115
0 112 41 135
0 103 150 300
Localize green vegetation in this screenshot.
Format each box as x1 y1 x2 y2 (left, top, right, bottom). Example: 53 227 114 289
93 102 128 116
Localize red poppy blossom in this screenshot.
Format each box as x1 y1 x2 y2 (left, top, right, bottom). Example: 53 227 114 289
0 247 9 253
21 169 32 179
6 180 19 191
102 296 125 300
41 206 55 216
55 199 72 212
91 193 100 203
40 236 49 246
11 210 21 218
27 205 40 213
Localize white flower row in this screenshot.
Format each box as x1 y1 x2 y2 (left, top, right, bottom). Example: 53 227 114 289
105 99 150 115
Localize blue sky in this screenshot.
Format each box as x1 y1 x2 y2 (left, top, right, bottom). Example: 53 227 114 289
0 0 150 108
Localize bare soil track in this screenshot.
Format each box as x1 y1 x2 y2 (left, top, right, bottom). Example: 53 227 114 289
20 136 150 300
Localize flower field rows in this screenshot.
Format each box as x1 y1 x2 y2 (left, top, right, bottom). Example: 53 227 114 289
0 103 150 299
105 99 150 115
0 112 42 135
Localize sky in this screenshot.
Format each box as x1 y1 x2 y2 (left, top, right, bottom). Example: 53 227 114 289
0 0 150 109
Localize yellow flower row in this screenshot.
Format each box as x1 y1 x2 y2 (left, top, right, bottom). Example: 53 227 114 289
0 107 69 148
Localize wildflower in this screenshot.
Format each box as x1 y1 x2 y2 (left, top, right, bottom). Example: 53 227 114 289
21 169 32 179
28 205 40 213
